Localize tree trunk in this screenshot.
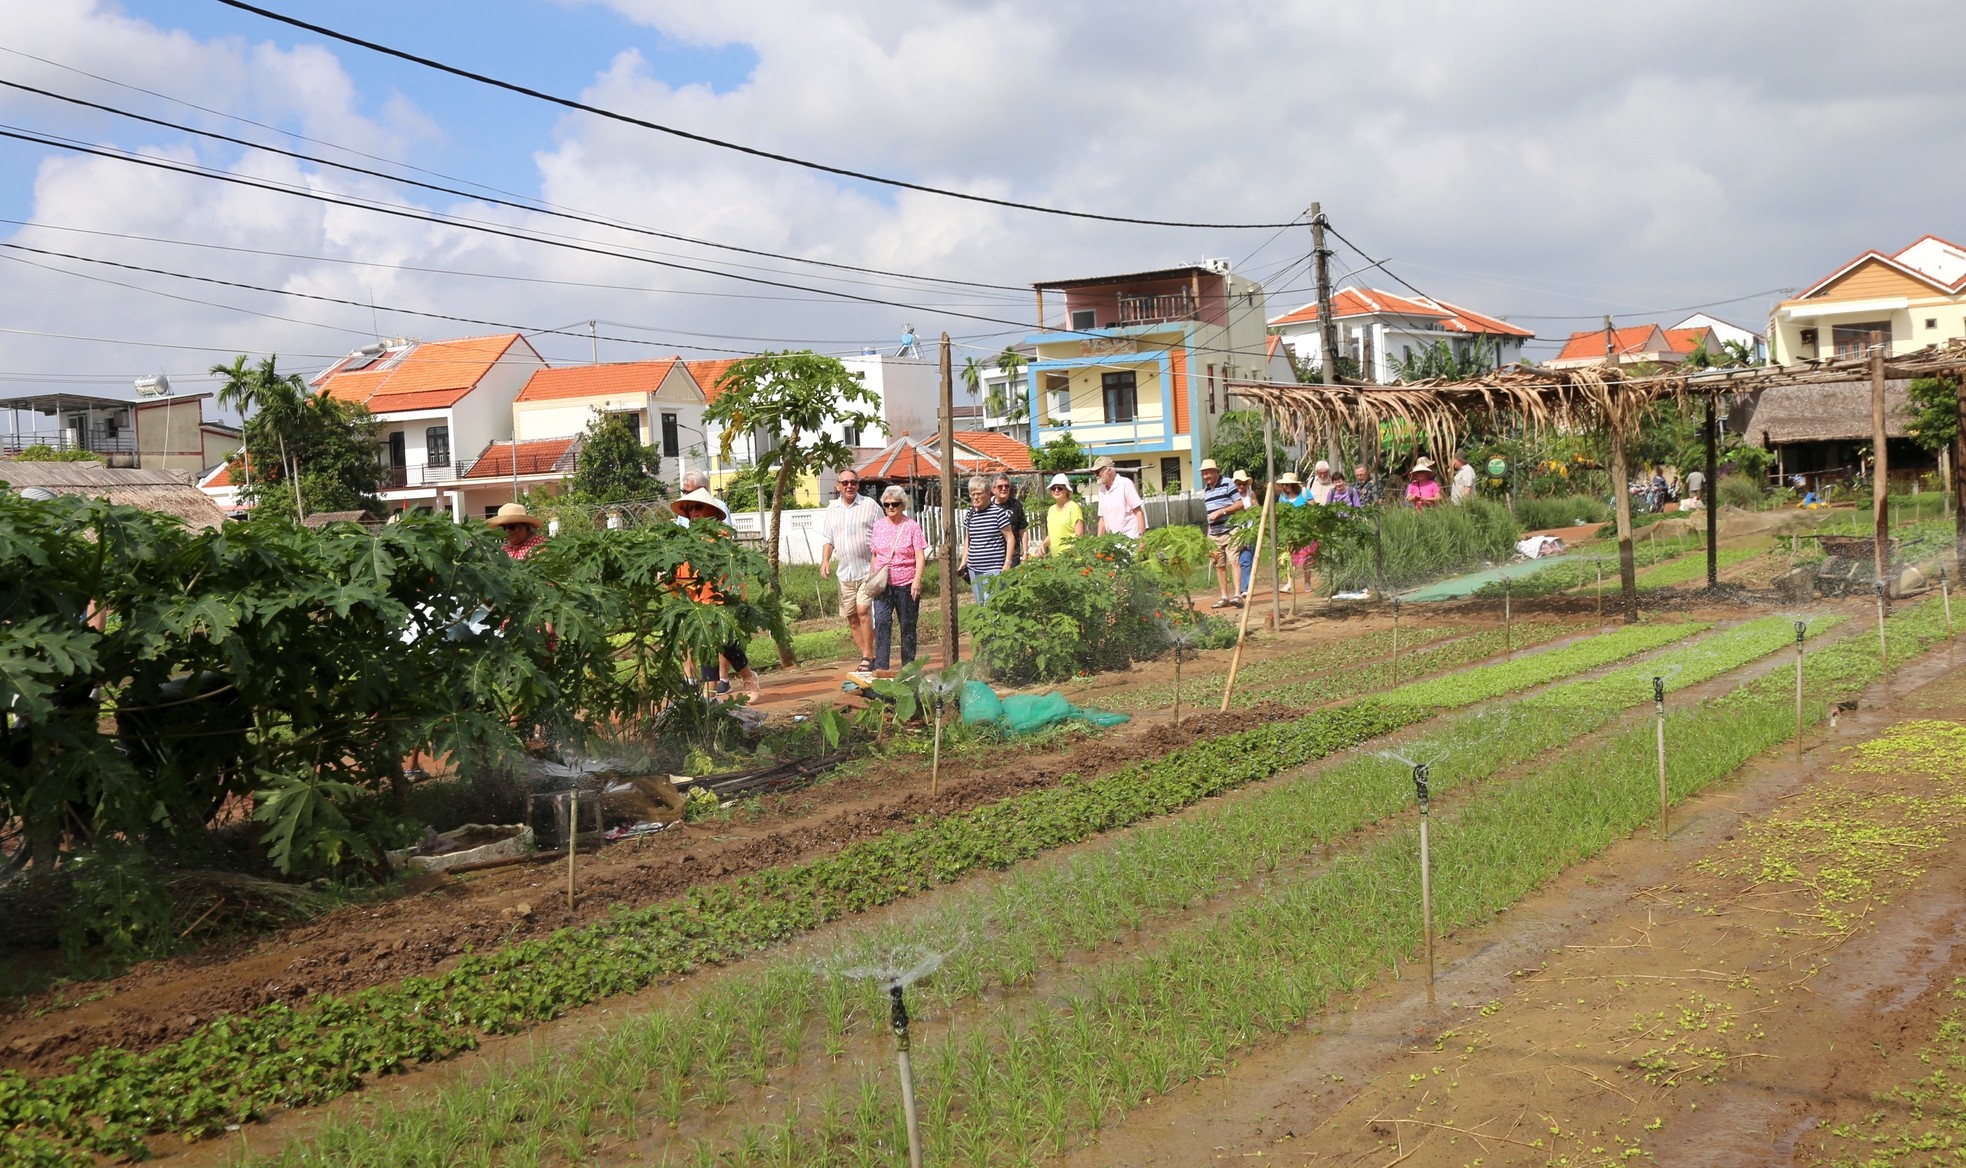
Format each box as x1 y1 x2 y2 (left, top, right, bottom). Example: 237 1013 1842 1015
1610 421 1637 619
1955 376 1965 568
769 435 797 668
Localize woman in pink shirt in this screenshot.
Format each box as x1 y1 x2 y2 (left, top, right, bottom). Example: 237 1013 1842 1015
1405 457 1443 508
868 486 929 669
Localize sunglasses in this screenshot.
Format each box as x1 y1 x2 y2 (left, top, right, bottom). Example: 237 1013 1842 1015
883 502 904 510
838 481 858 489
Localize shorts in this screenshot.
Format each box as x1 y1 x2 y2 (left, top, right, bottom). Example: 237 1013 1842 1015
1209 531 1236 565
838 574 871 613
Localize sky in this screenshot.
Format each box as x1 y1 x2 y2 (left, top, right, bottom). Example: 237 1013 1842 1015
2 0 1964 414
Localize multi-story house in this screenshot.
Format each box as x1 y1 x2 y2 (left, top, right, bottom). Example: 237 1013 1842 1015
1269 287 1532 382
311 333 546 518
1024 262 1274 494
1769 234 1966 365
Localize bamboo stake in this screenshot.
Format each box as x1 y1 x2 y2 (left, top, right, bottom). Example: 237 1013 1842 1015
1219 485 1274 712
566 786 578 912
1595 559 1603 618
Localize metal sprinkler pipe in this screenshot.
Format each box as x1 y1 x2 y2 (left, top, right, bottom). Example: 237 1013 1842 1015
890 983 924 1168
1874 581 1891 685
1412 762 1435 1008
1391 597 1402 685
1942 565 1954 639
929 694 943 801
1595 559 1604 618
1653 676 1668 836
1503 576 1512 654
1794 620 1806 763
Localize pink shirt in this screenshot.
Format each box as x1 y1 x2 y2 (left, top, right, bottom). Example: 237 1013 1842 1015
1097 474 1145 538
869 515 928 585
1406 477 1441 506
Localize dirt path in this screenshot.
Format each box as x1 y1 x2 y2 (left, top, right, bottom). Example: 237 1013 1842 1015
1069 642 1966 1167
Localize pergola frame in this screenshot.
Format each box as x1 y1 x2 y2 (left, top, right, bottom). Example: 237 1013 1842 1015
1225 341 1966 614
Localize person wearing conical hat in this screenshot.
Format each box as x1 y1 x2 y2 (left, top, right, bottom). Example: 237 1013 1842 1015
487 502 546 560
668 487 760 700
1405 457 1442 509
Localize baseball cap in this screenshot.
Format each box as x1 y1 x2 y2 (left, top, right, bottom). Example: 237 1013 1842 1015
1091 455 1116 472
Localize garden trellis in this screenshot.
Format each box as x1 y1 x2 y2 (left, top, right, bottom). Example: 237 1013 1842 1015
1227 339 1966 612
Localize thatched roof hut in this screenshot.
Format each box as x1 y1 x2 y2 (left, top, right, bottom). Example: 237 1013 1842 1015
2 460 227 530
1730 381 1915 447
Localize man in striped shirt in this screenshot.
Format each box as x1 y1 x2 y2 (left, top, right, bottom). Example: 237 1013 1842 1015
1200 458 1244 608
960 475 1012 606
820 469 880 669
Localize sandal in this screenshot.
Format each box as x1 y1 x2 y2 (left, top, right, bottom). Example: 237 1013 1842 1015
1210 597 1230 609
858 657 874 671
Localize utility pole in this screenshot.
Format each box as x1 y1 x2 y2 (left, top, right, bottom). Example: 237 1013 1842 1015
938 333 960 664
589 320 598 365
1955 373 1966 568
1605 315 1637 618
1704 392 1719 588
1310 203 1345 467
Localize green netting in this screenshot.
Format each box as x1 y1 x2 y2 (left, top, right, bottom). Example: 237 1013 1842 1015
958 680 1129 734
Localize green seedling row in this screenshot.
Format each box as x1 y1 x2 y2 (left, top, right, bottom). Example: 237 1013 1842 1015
1469 539 1691 598
239 617 1811 1167
1631 545 1761 588
657 603 1948 1166
1242 619 1595 709
0 621 1709 1165
1093 623 1466 712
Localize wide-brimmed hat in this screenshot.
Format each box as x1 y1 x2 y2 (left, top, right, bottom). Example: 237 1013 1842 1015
669 487 730 519
1048 473 1071 489
487 502 539 529
1091 455 1116 472
1410 457 1437 475
1197 458 1220 472
1232 469 1252 483
1276 472 1302 486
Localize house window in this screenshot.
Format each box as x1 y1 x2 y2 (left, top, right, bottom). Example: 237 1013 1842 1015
844 423 863 447
660 412 680 457
386 431 406 467
1832 320 1891 358
1070 308 1097 332
1043 371 1070 420
1160 457 1182 493
1101 371 1137 424
425 426 450 467
1927 318 1939 329
609 411 642 442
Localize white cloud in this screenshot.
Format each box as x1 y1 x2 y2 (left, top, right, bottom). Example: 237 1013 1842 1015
1 0 1964 399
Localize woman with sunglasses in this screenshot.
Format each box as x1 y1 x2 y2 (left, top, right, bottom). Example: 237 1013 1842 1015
1034 473 1085 557
868 486 929 669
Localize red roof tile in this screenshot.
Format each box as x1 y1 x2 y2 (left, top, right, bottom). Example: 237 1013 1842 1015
516 359 687 403
1553 325 1671 364
1663 327 1716 355
460 436 578 479
685 358 746 402
951 430 1035 473
1270 287 1531 337
314 334 532 412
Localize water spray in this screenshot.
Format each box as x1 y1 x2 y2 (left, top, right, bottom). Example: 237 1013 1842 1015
1794 619 1806 763
890 984 924 1168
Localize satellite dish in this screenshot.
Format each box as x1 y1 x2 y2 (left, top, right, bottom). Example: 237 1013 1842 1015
134 374 171 398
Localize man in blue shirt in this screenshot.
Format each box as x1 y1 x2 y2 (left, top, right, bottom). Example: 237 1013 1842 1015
1200 458 1244 608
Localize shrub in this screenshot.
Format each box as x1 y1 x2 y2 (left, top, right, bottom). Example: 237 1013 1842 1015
1716 474 1765 510
1514 494 1609 530
1321 498 1520 592
968 536 1185 683
9 445 102 463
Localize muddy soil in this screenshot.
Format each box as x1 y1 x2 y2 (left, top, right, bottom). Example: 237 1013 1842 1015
1068 643 1966 1167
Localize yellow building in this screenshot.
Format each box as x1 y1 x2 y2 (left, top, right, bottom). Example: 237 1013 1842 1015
1770 234 1966 364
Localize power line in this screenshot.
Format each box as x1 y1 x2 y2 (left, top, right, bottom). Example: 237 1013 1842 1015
0 76 1034 297
213 0 1304 230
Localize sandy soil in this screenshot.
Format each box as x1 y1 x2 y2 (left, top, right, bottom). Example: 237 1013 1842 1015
1066 642 1966 1167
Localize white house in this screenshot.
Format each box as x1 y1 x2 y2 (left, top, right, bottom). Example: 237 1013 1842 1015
1269 287 1532 382
311 333 547 517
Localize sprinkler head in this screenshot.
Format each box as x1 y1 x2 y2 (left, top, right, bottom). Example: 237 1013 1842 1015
1652 676 1665 705
889 983 910 1039
1412 762 1430 806
1794 620 1806 646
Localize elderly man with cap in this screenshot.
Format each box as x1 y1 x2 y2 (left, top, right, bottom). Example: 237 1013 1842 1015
1035 472 1086 557
670 487 761 700
488 502 546 560
1200 458 1243 607
1450 452 1477 505
1092 455 1146 539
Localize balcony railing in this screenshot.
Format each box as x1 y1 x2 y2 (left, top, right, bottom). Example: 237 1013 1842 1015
1116 292 1199 326
3 428 135 455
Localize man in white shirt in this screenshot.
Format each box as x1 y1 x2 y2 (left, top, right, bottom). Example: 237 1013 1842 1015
1092 455 1146 538
1450 453 1477 504
819 469 880 669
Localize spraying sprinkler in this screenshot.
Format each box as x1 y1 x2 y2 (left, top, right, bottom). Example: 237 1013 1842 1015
1874 581 1891 686
1503 575 1513 655
1794 619 1807 762
1412 760 1435 1008
1391 597 1402 685
889 984 923 1168
1942 565 1954 639
1651 665 1683 836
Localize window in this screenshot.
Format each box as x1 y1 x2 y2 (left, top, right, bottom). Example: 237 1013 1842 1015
1070 308 1096 332
609 411 642 442
1927 318 1939 329
386 431 406 467
1160 456 1182 493
660 412 680 457
1101 371 1137 424
1832 320 1891 359
844 424 863 447
1043 371 1070 419
425 425 450 467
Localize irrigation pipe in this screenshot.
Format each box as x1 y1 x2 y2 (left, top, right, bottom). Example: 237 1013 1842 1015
1413 761 1435 1008
1875 582 1891 685
1942 566 1954 638
1503 576 1513 654
890 985 925 1168
1219 485 1274 712
1794 620 1806 763
567 786 578 912
1391 598 1402 685
1653 676 1668 836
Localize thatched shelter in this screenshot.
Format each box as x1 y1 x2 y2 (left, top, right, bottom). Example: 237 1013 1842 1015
2 460 227 530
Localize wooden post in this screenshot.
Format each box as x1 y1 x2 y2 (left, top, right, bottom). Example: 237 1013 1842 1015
1705 393 1719 589
1955 373 1965 568
1606 317 1638 619
938 333 960 665
1264 409 1282 630
1219 485 1274 712
1872 346 1890 600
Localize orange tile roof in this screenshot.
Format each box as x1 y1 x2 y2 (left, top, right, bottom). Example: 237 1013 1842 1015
1553 325 1670 364
516 359 686 403
314 334 530 412
952 430 1035 473
857 439 942 481
460 436 578 479
1663 327 1716 355
1270 287 1531 338
685 358 746 402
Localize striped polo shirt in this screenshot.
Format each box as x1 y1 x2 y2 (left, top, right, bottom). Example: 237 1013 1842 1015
965 502 1012 572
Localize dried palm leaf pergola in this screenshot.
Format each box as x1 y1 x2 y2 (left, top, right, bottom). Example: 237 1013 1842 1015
1226 341 1966 614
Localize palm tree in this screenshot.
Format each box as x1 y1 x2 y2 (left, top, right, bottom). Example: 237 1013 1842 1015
988 347 1031 444
212 355 310 517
